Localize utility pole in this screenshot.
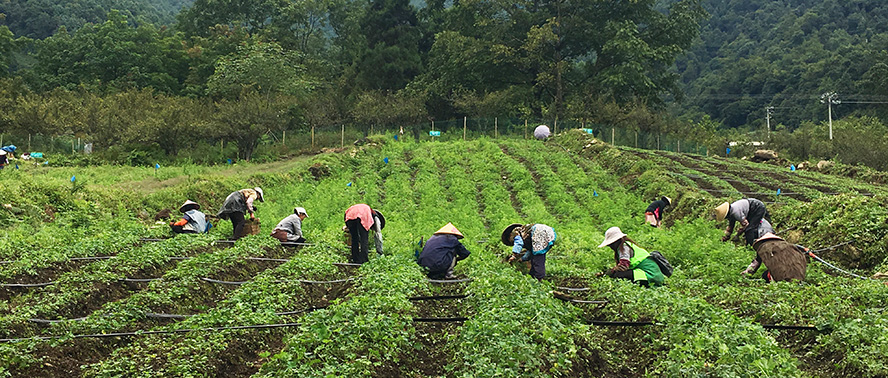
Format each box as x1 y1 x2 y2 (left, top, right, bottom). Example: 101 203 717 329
820 92 840 140
765 106 774 137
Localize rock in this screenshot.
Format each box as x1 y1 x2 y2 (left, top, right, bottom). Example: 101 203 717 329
754 150 778 160
817 160 833 170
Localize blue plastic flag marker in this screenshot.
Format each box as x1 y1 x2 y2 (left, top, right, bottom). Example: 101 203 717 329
384 157 389 164
593 190 599 197
155 163 160 169
15 164 19 169
347 182 352 187
429 131 441 137
726 147 731 155
776 188 781 196
394 135 399 141
790 164 796 171
71 175 76 182
227 158 232 165
44 161 48 165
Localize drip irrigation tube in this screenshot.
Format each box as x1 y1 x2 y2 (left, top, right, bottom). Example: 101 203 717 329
30 307 331 324
591 320 654 326
409 294 470 301
119 278 162 283
413 317 469 323
0 322 304 343
333 262 362 267
563 299 608 304
555 286 590 292
428 278 473 283
199 277 355 285
28 316 88 324
245 257 290 263
0 282 55 288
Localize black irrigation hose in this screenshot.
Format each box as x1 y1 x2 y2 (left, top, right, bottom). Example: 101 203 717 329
409 294 470 301
555 286 590 292
428 278 473 283
0 282 55 288
119 278 162 283
0 255 290 265
562 299 608 304
591 320 654 326
199 277 355 285
413 317 469 323
0 322 304 343
333 262 362 267
30 306 332 324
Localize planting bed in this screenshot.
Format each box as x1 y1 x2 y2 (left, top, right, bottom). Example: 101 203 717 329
1 134 887 377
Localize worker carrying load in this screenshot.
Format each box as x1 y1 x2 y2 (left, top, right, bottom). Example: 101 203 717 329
742 221 807 282
715 198 771 246
502 223 557 280
645 196 672 228
597 227 667 287
216 187 264 240
271 207 308 243
418 223 471 279
343 204 384 264
170 200 210 234
0 150 7 170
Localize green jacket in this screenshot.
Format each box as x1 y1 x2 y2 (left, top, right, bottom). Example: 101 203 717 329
627 242 666 286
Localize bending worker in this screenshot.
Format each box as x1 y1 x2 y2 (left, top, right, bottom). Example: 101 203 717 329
715 198 771 245
0 150 7 170
344 203 384 264
271 207 308 243
645 196 671 228
597 227 665 287
418 223 471 279
216 187 264 240
170 200 210 234
502 222 557 280
742 221 807 282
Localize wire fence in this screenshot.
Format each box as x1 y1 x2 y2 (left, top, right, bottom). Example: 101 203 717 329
0 117 708 165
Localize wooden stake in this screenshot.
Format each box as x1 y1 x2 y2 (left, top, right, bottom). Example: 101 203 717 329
494 117 498 138
311 125 315 149
463 117 467 141
524 120 528 139
283 130 286 146
341 124 344 148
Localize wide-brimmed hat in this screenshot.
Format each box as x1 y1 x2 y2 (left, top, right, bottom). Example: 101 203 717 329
662 196 672 206
435 223 463 239
294 207 307 216
752 232 784 250
501 223 523 246
373 210 385 230
598 227 628 248
0 150 6 156
179 200 200 213
254 187 265 202
714 202 730 222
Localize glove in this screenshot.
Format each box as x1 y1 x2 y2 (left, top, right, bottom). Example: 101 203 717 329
740 269 750 276
721 234 731 242
613 264 628 272
508 255 517 262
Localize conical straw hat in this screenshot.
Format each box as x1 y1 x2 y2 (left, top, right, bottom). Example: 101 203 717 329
715 202 730 222
434 223 463 239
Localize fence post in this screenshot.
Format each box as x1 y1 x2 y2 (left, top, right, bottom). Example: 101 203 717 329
283 130 286 146
554 118 558 134
678 140 681 153
431 120 435 131
524 120 528 139
495 117 498 138
657 133 660 150
463 117 467 141
611 128 615 145
311 125 315 149
28 134 31 151
635 131 638 148
341 124 344 148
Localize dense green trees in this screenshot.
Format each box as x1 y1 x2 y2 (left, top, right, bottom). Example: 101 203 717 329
0 0 191 38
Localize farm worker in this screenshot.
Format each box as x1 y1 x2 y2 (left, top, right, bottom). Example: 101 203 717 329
418 223 471 279
597 227 665 287
271 207 308 243
533 125 551 140
715 198 771 246
344 204 385 264
0 150 7 169
216 187 264 240
742 222 807 282
1 145 15 159
645 196 672 228
502 223 557 280
170 200 210 234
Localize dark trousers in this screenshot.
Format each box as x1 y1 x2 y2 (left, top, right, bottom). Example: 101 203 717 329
743 199 771 245
230 212 246 240
346 219 370 264
529 253 547 280
171 225 197 234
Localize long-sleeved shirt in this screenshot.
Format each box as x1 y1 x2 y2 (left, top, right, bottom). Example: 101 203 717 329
726 199 751 229
217 189 259 218
418 234 471 274
512 224 556 261
273 214 303 241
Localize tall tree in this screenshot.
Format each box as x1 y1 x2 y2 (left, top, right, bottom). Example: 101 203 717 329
354 0 422 91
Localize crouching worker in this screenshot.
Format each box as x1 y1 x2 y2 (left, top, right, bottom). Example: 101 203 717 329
597 227 665 287
271 207 308 243
645 196 671 228
743 223 807 282
502 223 557 280
170 200 210 234
418 223 470 279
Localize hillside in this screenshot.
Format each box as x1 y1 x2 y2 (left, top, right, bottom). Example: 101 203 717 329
1 135 887 377
675 0 888 129
0 0 194 39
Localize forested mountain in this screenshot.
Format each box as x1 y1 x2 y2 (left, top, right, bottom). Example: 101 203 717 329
675 0 888 130
0 0 193 38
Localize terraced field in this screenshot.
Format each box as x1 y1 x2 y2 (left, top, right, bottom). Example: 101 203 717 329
1 134 887 377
